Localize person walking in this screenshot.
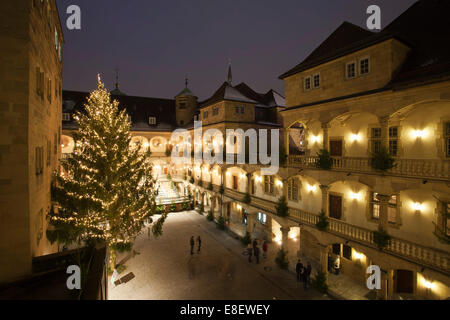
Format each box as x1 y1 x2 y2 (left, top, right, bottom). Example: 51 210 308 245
305 262 312 290
262 240 268 259
247 243 253 263
296 260 304 282
190 236 195 255
254 245 260 264
252 239 258 252
197 236 202 254
334 255 341 275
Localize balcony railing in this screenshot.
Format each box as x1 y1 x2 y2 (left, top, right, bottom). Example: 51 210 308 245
289 208 449 274
288 155 450 180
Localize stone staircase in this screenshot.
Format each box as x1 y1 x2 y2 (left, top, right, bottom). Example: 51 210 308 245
155 179 186 205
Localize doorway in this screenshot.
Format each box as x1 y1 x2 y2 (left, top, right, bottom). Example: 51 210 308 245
395 270 414 294
329 194 343 220
330 139 343 157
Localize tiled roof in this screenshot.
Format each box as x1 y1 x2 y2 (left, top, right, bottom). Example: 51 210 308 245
62 90 177 132
199 82 257 108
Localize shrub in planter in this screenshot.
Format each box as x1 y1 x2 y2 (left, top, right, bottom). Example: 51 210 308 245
216 216 226 230
371 147 396 172
275 249 289 269
170 202 176 212
206 209 214 222
156 205 165 214
316 210 329 231
312 271 328 294
275 196 289 217
316 149 333 170
165 148 172 157
373 226 391 250
189 177 194 184
190 200 195 210
182 202 188 211
197 203 204 215
241 232 252 246
167 173 172 180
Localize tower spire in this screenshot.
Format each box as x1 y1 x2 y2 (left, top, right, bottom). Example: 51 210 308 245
185 75 188 88
115 67 119 89
227 59 232 86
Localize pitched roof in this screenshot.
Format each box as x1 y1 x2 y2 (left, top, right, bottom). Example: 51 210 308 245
279 21 376 79
234 82 285 108
199 82 257 108
62 90 177 132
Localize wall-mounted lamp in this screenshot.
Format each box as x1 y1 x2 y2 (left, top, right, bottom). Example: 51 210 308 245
412 202 424 214
350 133 361 142
307 184 316 193
350 191 361 200
311 135 321 144
276 180 283 187
412 129 427 139
423 279 435 290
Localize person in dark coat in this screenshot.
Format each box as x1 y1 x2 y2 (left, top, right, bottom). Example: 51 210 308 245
252 239 258 251
254 245 260 264
197 236 202 253
247 244 253 262
305 262 312 289
296 260 304 282
190 236 195 255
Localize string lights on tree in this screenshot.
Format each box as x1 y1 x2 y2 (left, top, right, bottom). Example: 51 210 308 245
47 75 167 270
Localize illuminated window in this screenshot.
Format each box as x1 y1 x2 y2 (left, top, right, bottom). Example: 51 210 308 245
264 176 274 195
213 107 219 116
371 128 382 153
148 117 157 125
371 193 398 223
62 113 71 122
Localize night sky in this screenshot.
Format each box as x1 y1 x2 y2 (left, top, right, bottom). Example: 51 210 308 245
58 0 417 100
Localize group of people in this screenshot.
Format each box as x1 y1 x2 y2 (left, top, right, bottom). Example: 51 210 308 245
296 260 312 289
247 239 268 264
190 236 202 255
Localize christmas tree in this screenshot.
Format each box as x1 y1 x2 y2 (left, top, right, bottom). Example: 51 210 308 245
48 75 166 270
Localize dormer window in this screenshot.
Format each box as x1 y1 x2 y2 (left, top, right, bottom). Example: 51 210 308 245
149 117 157 125
203 111 209 119
62 113 71 122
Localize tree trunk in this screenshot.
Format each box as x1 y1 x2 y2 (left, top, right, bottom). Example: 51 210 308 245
109 248 116 271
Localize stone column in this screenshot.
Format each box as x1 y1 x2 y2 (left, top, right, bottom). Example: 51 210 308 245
376 268 393 300
282 178 289 200
376 193 391 229
319 244 330 285
320 184 330 217
321 122 330 151
247 211 256 238
379 116 389 149
280 226 290 252
284 127 291 156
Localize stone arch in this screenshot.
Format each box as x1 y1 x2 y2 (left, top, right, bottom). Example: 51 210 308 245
149 136 168 153
130 135 149 152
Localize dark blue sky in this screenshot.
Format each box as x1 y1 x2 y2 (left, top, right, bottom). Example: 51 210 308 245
58 0 417 100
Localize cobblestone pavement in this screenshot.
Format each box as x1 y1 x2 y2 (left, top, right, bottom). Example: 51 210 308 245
109 211 330 300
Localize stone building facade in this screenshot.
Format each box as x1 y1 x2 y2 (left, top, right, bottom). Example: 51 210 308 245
60 0 449 300
0 0 64 284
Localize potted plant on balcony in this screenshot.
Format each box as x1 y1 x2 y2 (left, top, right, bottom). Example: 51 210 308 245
189 177 194 184
243 192 251 204
371 147 396 172
316 210 329 231
208 182 213 191
373 226 391 250
219 185 225 195
275 196 289 217
316 149 333 170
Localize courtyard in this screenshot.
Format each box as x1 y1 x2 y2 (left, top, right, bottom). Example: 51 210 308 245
109 210 330 300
